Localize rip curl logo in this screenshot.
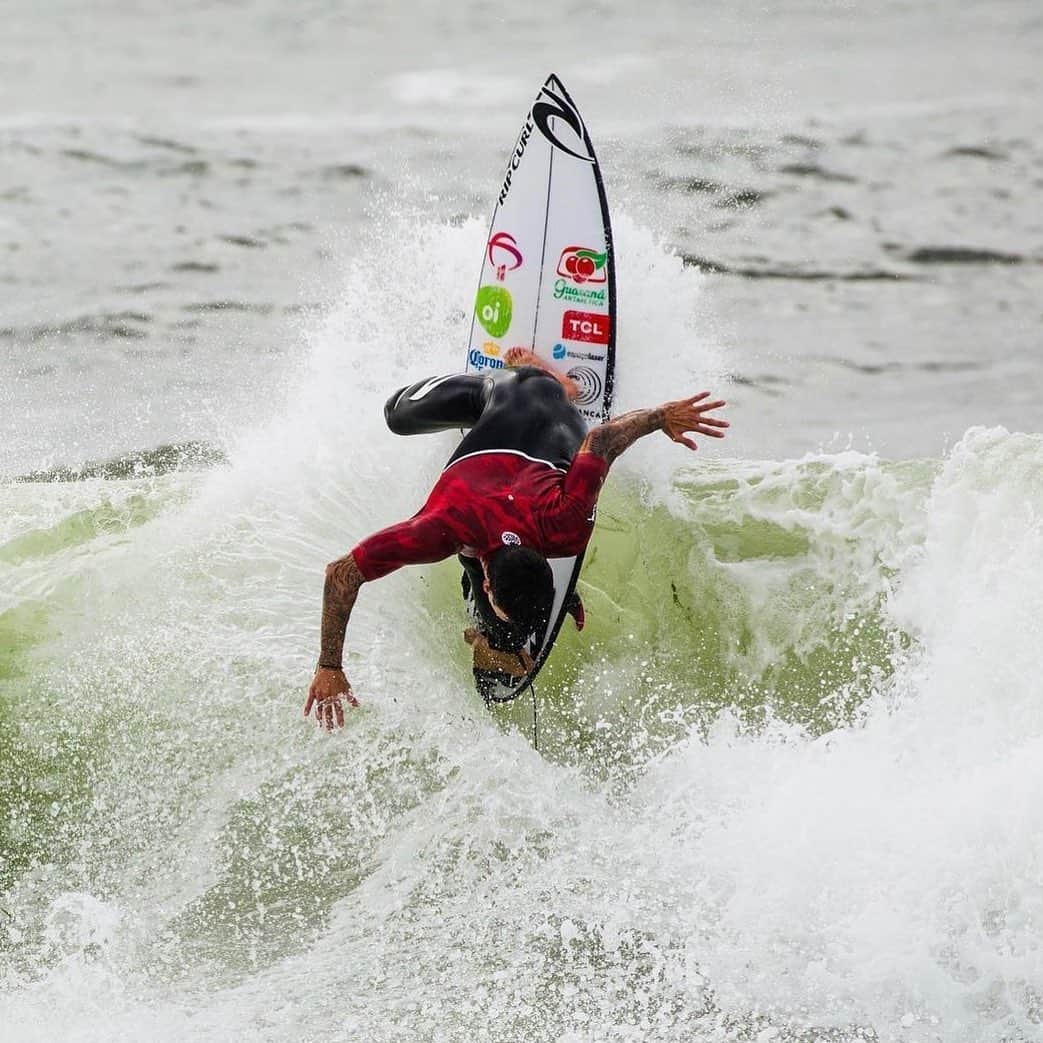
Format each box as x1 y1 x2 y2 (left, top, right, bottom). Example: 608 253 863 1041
532 76 595 162
487 232 523 281
498 118 536 206
500 531 521 546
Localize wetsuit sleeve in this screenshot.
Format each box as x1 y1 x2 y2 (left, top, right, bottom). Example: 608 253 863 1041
562 451 610 513
351 512 459 581
384 374 490 435
536 452 610 554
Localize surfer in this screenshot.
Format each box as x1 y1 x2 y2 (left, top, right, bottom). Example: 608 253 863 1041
305 351 729 728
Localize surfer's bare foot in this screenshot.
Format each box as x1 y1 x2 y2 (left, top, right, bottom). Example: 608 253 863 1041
504 347 542 369
504 348 579 401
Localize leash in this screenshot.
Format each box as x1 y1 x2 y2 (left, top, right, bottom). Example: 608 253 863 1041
530 678 539 751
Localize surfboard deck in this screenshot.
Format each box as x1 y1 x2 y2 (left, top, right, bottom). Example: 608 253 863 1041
464 73 616 702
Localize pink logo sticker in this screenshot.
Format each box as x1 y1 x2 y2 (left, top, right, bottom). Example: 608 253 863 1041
487 232 523 281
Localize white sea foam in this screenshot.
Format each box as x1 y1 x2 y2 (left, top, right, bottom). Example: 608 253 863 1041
5 214 1043 1042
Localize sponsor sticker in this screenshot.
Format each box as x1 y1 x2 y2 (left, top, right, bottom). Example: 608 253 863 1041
498 118 536 207
567 366 603 407
553 279 607 309
532 76 594 163
553 246 608 307
552 342 604 363
487 232 523 281
475 286 513 338
562 310 610 345
557 246 607 285
500 531 521 546
567 347 605 362
468 347 504 371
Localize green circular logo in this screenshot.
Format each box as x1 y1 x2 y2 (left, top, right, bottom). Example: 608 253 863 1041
475 286 513 338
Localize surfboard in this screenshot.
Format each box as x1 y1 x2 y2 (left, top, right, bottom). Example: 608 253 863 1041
464 72 616 701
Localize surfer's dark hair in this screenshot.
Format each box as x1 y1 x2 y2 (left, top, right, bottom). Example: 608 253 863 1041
486 546 554 639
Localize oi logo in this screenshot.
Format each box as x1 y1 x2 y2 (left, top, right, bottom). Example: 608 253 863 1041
476 286 512 338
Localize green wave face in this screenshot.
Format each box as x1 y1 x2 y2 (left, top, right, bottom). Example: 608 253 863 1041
0 472 198 903
0 451 932 975
430 456 936 773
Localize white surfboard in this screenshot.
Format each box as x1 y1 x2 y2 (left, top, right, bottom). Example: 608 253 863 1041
464 72 616 701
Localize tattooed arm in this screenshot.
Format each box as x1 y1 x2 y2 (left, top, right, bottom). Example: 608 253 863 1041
304 553 364 729
303 509 460 727
577 392 729 467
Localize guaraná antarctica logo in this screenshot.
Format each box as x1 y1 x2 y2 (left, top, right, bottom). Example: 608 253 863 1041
475 285 513 338
553 245 608 307
557 246 607 284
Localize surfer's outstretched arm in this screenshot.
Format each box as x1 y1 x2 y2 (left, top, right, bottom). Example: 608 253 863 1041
577 392 728 468
306 553 365 729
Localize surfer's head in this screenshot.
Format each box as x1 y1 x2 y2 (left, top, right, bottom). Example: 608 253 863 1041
483 546 554 638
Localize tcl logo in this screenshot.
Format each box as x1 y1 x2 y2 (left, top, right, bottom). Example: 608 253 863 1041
562 310 610 345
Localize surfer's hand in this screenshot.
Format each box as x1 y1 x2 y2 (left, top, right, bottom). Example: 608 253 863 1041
305 667 359 729
661 392 729 451
464 628 534 677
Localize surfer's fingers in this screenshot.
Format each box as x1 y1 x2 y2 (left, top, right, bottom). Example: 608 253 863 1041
325 698 341 729
694 398 727 414
695 424 727 437
304 685 326 719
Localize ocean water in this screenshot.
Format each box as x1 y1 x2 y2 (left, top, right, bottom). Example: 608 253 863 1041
3 2 1043 1040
